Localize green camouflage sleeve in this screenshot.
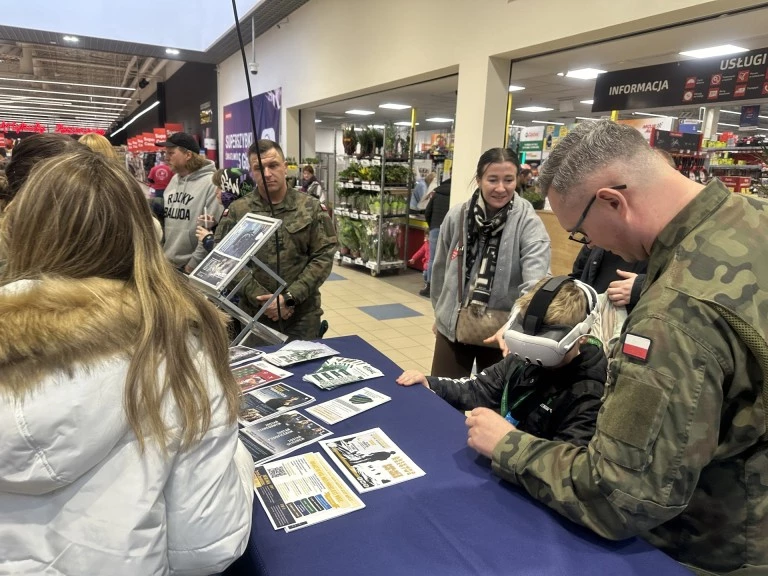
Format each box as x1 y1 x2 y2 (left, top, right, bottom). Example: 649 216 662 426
287 208 337 305
491 313 725 540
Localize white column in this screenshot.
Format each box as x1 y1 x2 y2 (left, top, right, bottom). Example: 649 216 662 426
300 109 317 161
450 55 511 207
284 107 300 161
702 108 720 141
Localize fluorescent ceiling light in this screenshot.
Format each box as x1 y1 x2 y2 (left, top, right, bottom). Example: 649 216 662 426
110 100 161 137
368 124 385 129
0 86 131 100
679 44 748 58
165 48 180 55
532 120 564 126
557 72 565 77
314 119 322 123
580 99 594 105
565 68 606 79
0 94 125 109
575 117 598 121
508 85 525 92
346 109 375 115
0 104 119 118
379 103 411 110
426 117 454 123
718 109 768 120
633 112 678 119
0 76 134 91
718 122 739 127
62 35 79 43
516 106 553 112
394 121 419 126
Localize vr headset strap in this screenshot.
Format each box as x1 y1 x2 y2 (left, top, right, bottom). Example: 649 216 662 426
522 275 570 335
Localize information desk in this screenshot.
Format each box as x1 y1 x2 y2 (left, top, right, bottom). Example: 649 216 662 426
226 335 690 576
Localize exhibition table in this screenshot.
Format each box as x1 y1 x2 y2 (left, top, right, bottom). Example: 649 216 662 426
225 335 690 576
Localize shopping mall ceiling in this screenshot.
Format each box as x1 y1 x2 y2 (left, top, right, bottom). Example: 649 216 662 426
507 5 768 130
0 0 307 128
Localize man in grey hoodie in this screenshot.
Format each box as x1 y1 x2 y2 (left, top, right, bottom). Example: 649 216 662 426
158 132 222 273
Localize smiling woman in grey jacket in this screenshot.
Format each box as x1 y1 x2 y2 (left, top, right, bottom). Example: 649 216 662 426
430 148 551 378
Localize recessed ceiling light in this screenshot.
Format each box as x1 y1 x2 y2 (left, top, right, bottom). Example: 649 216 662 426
557 72 565 77
62 36 79 43
580 99 594 105
315 119 322 123
379 103 411 110
0 77 134 91
346 109 375 115
532 120 564 126
368 124 385 129
166 48 180 55
679 44 748 58
565 68 606 79
516 106 553 113
394 121 419 126
508 85 525 92
426 117 454 123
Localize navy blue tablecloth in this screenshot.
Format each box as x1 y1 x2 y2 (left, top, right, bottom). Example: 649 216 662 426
226 335 690 576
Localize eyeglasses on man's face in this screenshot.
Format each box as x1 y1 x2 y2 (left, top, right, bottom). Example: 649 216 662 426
567 184 627 245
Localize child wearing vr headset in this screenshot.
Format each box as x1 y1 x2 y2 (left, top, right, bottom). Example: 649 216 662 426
397 276 607 446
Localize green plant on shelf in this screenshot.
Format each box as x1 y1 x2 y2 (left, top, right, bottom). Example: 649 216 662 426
384 164 411 187
520 189 545 209
302 157 319 165
342 127 358 156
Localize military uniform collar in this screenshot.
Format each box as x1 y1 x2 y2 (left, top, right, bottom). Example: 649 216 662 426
250 186 298 211
646 179 730 284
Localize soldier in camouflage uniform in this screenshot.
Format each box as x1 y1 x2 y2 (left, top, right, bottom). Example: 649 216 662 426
475 120 768 575
214 140 337 340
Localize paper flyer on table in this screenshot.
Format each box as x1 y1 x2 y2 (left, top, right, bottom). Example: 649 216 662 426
302 357 384 390
320 428 425 493
253 452 365 532
238 384 315 426
228 345 264 367
240 411 332 465
305 387 390 425
232 360 292 393
263 340 339 367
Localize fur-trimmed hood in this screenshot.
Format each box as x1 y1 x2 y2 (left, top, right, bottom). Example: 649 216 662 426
0 277 142 396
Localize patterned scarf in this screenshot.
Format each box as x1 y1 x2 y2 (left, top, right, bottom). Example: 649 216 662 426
465 189 513 307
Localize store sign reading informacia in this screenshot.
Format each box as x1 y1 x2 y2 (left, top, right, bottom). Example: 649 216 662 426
592 46 768 112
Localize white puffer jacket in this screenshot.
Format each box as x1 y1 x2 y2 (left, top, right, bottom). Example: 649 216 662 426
0 279 254 576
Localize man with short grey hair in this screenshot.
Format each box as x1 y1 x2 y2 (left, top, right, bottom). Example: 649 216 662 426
471 120 768 575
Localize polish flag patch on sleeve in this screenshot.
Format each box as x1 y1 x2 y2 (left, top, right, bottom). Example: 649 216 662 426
622 333 652 361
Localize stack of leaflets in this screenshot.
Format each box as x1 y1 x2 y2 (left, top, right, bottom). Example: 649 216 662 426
264 340 338 367
306 387 390 425
302 357 384 390
233 360 292 394
254 452 365 532
228 345 264 367
239 411 332 465
320 428 426 493
239 383 315 426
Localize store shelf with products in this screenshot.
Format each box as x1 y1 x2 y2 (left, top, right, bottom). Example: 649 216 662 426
334 125 414 276
709 164 765 171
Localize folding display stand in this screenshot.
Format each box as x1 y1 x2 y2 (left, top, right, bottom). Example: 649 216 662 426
187 213 288 346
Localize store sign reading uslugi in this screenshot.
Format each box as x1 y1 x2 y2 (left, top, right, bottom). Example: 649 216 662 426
592 46 768 112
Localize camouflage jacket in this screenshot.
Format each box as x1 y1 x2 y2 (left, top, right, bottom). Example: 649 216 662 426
214 188 337 318
492 180 768 575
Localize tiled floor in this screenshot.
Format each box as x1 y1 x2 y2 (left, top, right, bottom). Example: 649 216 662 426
321 264 435 375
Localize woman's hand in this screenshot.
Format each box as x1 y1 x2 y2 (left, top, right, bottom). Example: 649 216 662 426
484 323 509 356
396 370 430 389
195 226 210 242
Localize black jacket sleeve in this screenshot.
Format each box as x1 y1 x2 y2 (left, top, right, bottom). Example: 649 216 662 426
425 196 435 228
570 245 592 279
549 380 603 446
427 356 513 412
627 273 646 312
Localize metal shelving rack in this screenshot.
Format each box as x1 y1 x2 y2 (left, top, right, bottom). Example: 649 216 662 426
333 124 414 276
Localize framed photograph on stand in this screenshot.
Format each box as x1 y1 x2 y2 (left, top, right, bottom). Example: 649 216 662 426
189 213 287 345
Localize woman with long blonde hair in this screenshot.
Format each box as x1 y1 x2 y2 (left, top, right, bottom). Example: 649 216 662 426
0 149 254 575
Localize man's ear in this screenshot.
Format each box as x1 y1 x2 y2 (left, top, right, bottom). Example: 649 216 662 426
596 186 628 214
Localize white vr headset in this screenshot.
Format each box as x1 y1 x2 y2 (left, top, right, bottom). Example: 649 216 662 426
503 276 599 367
